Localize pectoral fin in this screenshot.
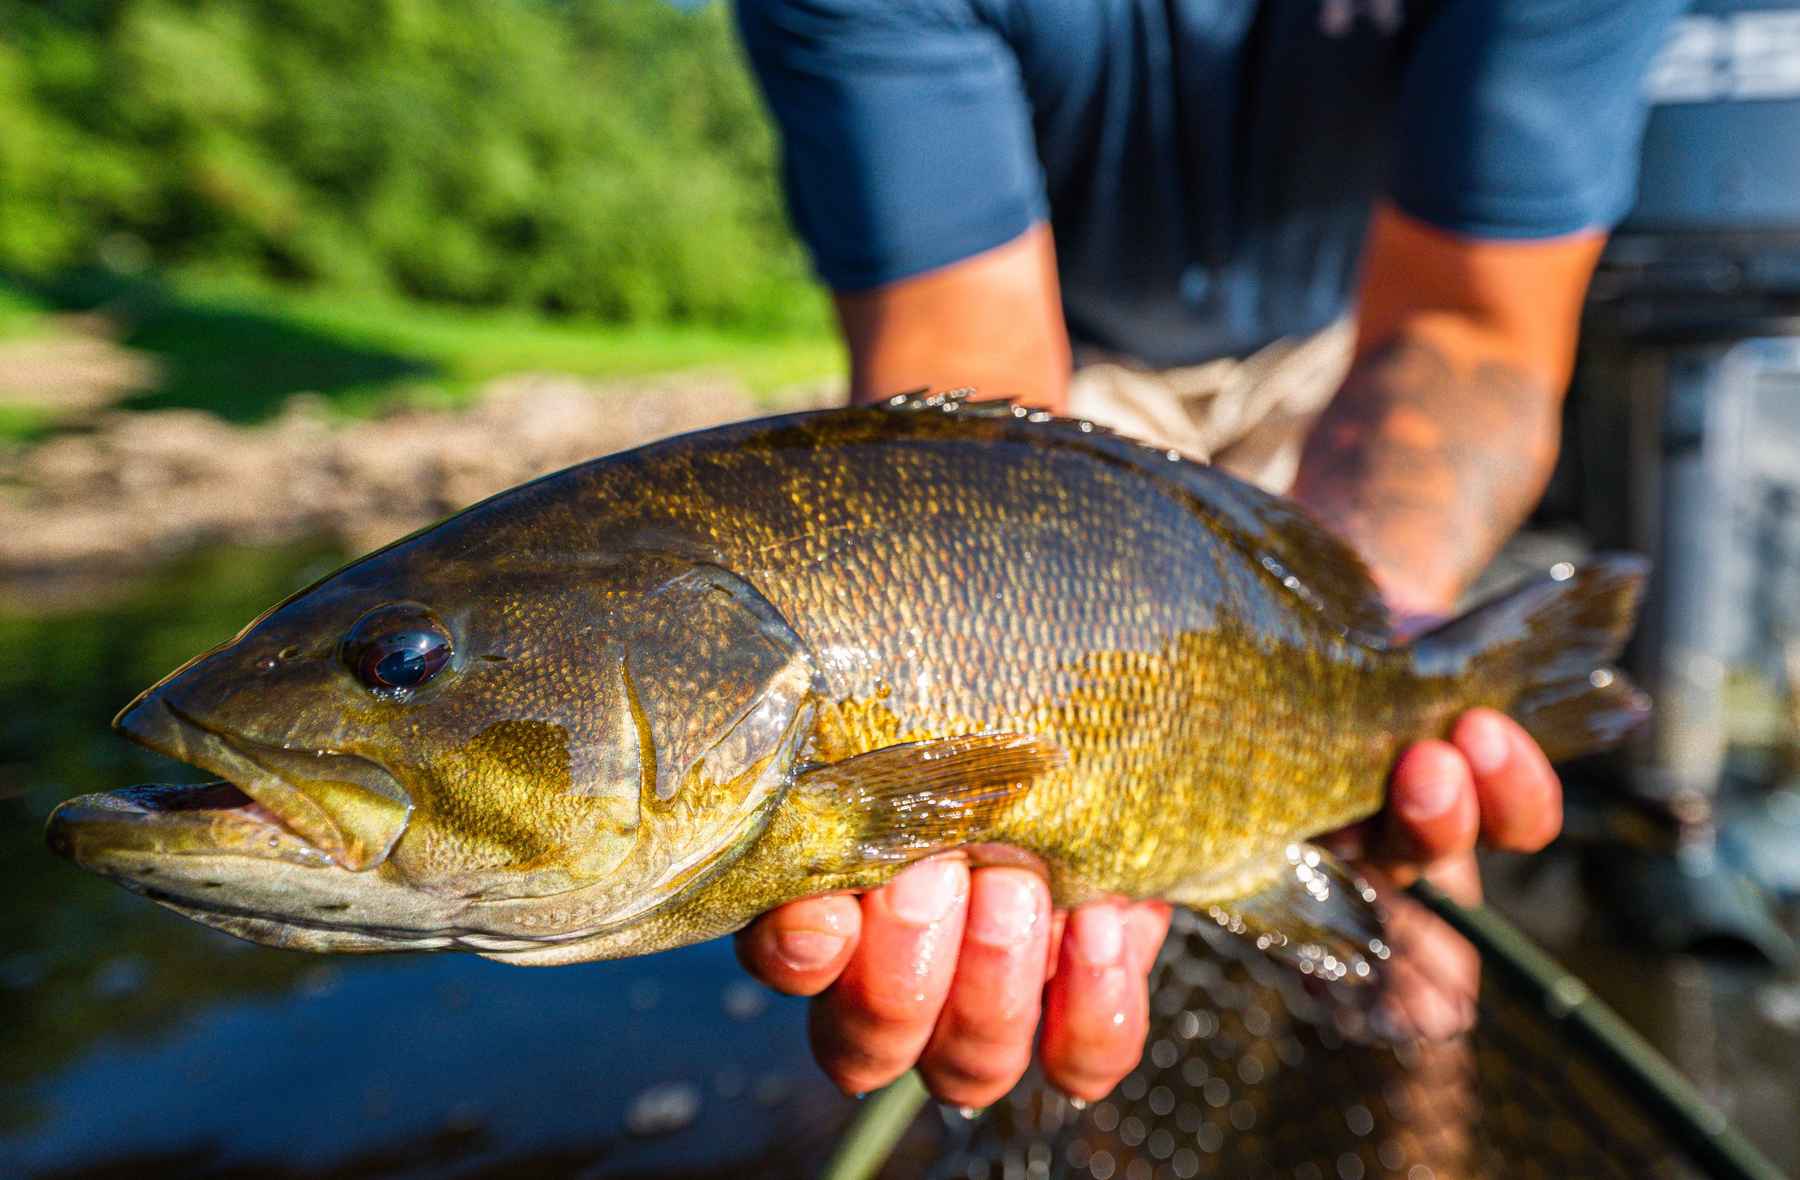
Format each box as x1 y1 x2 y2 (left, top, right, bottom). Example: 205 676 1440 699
1174 843 1391 986
793 733 1065 872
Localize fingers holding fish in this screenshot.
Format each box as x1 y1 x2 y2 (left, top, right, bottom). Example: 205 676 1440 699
1039 901 1166 1101
735 894 861 996
1380 739 1481 885
1366 857 1481 1040
808 857 970 1095
916 867 1052 1107
1451 708 1563 853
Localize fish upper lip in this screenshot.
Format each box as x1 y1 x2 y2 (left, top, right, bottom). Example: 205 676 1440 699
114 694 412 871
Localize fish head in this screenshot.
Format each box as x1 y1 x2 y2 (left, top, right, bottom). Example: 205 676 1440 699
47 536 819 954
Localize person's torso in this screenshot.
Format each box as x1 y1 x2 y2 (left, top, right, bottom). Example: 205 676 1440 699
992 0 1426 365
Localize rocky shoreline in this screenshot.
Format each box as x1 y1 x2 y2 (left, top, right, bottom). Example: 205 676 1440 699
3 372 830 610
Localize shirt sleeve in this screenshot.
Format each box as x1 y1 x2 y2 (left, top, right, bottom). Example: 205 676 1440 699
1390 0 1689 240
734 0 1045 291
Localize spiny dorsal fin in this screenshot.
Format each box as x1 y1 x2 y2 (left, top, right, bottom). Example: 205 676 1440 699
794 732 1065 871
876 386 1395 645
880 387 1040 420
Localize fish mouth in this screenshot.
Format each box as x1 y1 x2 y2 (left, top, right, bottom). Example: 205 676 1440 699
106 693 413 872
46 781 336 872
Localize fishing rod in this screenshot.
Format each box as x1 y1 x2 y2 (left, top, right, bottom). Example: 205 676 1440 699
819 882 1790 1180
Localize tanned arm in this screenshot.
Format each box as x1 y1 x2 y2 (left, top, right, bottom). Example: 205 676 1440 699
834 223 1072 410
1292 202 1605 616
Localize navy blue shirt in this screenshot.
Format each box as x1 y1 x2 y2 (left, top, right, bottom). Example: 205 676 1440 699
736 0 1685 367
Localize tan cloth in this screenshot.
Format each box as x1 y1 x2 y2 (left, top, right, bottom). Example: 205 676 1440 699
1067 319 1355 494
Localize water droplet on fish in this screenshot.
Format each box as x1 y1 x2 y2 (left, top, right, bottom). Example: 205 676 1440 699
1588 668 1614 688
624 1081 701 1137
1756 980 1800 1029
1550 561 1575 581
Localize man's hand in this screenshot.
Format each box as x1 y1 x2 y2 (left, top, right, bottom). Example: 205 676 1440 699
736 709 1560 1104
734 855 1170 1105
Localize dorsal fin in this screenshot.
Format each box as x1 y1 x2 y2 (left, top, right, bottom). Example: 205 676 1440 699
880 387 1040 420
877 386 1395 646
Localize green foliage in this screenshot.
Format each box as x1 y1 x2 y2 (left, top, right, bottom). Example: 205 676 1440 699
0 0 826 331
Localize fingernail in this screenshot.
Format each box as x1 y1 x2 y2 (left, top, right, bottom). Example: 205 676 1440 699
1462 714 1509 776
888 859 967 925
1071 906 1123 966
774 929 846 971
968 873 1044 947
1398 769 1459 822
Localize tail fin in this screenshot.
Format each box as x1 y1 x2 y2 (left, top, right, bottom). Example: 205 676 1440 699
1410 555 1651 763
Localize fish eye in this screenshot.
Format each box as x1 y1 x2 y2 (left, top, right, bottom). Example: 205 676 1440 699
342 605 453 694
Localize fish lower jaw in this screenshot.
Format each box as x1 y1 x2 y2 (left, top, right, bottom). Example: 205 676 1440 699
143 887 577 956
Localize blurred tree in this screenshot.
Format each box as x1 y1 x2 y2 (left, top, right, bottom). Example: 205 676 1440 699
0 0 823 330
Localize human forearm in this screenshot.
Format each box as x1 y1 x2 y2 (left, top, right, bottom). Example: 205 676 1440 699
1290 330 1562 615
1292 206 1600 614
838 224 1071 410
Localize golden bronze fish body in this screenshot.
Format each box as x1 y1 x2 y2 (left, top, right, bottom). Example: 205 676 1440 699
47 397 1646 974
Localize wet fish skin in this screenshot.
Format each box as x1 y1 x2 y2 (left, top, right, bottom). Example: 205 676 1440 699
47 395 1646 972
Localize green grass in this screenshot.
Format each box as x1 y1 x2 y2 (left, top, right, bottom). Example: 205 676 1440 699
0 271 843 439
0 282 51 340
167 275 844 401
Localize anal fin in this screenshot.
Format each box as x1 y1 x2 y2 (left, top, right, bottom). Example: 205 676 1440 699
1178 843 1391 986
794 732 1065 872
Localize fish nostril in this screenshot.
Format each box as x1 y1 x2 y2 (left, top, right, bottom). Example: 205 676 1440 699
258 645 301 673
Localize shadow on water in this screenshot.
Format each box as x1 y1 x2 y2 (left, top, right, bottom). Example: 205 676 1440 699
2 271 435 422
0 543 855 1179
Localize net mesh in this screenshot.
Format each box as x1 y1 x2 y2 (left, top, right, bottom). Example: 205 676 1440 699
906 910 1693 1180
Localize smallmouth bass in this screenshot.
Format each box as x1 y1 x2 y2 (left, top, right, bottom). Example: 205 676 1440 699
47 394 1647 979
